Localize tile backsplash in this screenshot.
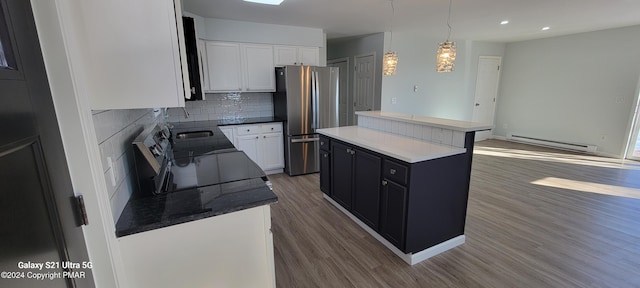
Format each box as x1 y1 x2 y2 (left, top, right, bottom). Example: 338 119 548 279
166 92 274 122
92 109 158 223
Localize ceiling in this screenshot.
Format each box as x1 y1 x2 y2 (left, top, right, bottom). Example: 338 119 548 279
182 0 640 42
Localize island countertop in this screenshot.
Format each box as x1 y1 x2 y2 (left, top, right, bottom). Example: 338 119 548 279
317 126 466 163
356 111 493 132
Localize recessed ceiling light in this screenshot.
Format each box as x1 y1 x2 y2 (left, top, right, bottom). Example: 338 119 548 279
243 0 284 5
500 20 509 25
541 26 550 31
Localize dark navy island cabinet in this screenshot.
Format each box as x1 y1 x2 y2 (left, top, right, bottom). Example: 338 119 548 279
321 135 473 254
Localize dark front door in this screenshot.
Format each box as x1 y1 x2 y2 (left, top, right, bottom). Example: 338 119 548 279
0 1 94 287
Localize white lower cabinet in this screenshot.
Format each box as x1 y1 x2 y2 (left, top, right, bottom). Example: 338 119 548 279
219 127 234 145
232 122 284 173
118 206 275 288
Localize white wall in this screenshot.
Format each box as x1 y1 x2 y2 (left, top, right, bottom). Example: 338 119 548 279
381 30 505 122
494 25 640 157
192 17 324 47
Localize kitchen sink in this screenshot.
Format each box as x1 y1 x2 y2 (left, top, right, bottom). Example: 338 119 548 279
176 130 214 139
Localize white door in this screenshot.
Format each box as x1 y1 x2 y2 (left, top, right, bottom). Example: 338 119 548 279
472 56 502 141
354 53 376 123
261 133 285 170
236 134 261 166
328 58 350 126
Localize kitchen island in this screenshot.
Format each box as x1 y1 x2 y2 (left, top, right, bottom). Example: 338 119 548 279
317 111 491 265
115 119 279 288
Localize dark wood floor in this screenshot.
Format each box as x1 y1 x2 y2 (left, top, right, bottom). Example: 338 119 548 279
269 140 640 287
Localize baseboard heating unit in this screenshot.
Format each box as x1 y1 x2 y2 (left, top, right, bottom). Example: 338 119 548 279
506 134 597 154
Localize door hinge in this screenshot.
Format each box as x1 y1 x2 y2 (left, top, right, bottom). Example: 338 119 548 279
497 65 500 71
74 195 89 226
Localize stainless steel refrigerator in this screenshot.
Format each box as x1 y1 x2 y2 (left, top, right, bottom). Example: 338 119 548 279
274 65 339 176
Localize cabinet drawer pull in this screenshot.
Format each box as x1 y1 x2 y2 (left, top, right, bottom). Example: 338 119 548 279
390 169 396 175
247 129 250 132
382 180 388 186
255 136 259 139
320 141 324 145
271 127 274 130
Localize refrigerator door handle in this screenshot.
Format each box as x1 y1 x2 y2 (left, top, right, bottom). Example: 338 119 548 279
311 70 319 130
291 137 320 143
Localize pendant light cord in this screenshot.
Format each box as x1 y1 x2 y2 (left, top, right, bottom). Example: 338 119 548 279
446 0 452 40
390 0 395 46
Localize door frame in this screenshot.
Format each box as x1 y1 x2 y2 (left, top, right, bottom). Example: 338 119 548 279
624 74 640 160
32 1 124 286
327 57 350 125
353 52 376 124
472 56 502 141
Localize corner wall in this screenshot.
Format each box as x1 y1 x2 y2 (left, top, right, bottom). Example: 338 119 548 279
494 25 640 157
328 33 385 124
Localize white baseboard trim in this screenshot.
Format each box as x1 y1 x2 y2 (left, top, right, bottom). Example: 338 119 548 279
264 168 284 175
490 135 507 141
323 194 465 265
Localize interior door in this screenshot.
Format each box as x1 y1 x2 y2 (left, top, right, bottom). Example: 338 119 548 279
327 58 350 126
472 56 501 141
0 1 94 287
354 54 375 124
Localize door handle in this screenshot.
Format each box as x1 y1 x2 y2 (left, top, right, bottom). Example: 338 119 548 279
390 169 396 175
382 180 388 186
291 138 320 143
475 103 480 106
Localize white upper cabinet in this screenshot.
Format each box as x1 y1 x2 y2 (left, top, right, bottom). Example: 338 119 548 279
299 47 320 66
242 44 276 91
81 0 188 109
273 46 299 66
205 42 275 92
274 45 320 66
206 42 243 92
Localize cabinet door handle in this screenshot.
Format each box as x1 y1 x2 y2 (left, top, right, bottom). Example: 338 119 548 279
255 136 259 139
390 169 396 175
323 154 328 158
271 127 274 130
320 141 324 145
382 180 388 186
247 129 250 132
263 136 266 138
350 150 355 155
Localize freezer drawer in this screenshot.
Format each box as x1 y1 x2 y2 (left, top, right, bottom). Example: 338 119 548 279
286 135 320 176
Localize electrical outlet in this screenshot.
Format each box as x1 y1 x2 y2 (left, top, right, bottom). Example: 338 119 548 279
413 85 418 92
107 157 116 187
391 97 397 104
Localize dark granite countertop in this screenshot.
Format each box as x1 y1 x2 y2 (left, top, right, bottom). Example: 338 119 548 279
216 116 284 126
115 177 277 237
115 122 278 237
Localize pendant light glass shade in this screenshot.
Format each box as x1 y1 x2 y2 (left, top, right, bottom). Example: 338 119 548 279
436 40 456 72
383 51 398 75
437 0 456 72
383 0 398 76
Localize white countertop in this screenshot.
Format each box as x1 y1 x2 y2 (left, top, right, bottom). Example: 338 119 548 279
317 126 466 163
356 111 493 132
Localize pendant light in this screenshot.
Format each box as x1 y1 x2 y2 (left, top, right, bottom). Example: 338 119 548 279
383 0 398 76
436 0 456 72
